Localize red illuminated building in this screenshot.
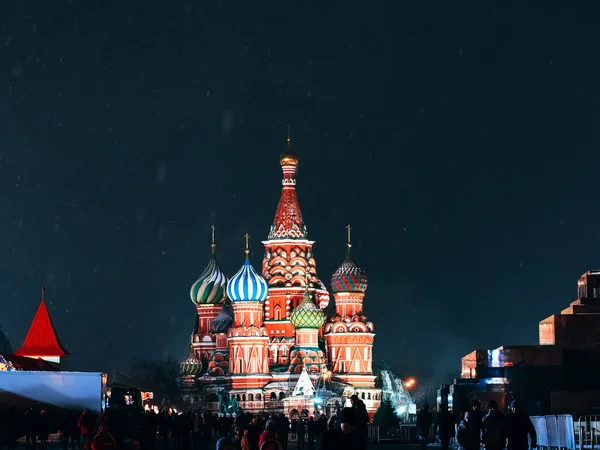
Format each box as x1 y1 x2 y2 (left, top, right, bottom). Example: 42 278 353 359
182 137 382 416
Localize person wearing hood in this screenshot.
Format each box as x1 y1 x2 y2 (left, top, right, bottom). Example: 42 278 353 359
506 401 536 450
482 400 507 450
457 411 481 450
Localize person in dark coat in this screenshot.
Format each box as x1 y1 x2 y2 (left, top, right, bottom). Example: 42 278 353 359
457 411 481 450
435 405 455 450
416 404 433 450
469 400 484 446
506 401 536 450
318 408 362 450
482 400 506 450
350 395 369 450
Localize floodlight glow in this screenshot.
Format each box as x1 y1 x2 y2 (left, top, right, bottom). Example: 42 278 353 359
314 397 323 404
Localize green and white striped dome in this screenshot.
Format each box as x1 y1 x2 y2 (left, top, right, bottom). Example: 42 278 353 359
190 256 228 305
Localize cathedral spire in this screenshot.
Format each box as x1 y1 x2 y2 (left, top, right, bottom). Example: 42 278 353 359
269 130 307 240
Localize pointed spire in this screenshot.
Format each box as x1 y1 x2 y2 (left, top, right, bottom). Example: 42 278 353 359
269 129 307 240
244 233 250 259
15 288 69 358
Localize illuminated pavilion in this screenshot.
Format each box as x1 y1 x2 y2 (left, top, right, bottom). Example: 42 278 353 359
180 137 382 417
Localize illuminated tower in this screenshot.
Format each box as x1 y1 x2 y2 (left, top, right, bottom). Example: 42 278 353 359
227 234 270 389
262 133 330 362
324 226 376 387
190 225 228 362
289 287 326 373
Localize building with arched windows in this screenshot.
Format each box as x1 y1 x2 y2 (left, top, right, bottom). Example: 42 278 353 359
181 137 382 417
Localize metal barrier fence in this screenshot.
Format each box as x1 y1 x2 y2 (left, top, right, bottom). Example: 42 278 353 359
530 415 575 450
576 415 600 450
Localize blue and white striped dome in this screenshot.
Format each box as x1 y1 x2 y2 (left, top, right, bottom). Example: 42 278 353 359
227 259 269 302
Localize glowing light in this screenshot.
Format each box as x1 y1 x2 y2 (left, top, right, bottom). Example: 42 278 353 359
397 405 407 414
314 397 323 404
404 378 416 389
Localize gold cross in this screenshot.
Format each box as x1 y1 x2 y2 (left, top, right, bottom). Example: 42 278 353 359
244 233 250 256
211 225 216 254
346 224 352 250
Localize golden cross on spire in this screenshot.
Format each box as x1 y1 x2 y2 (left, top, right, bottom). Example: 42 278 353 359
346 224 352 251
244 233 250 257
211 225 216 254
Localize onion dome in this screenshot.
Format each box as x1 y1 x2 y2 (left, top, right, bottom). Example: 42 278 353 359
212 303 233 333
190 226 228 305
227 234 269 302
180 343 202 376
290 290 325 329
331 225 368 293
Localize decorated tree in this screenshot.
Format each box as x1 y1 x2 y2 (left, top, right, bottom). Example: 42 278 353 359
373 399 398 426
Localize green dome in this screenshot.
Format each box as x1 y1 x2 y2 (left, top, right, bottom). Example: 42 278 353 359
290 290 325 329
190 256 228 305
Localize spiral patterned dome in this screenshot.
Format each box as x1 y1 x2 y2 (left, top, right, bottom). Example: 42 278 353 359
190 257 228 305
212 303 233 333
331 253 368 293
290 290 325 329
180 353 202 376
227 258 269 302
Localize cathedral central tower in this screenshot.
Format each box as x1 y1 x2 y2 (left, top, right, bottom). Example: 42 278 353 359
261 135 330 368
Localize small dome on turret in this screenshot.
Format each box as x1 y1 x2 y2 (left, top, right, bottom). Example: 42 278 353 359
227 233 269 302
180 343 202 377
212 303 233 333
331 255 368 293
279 135 298 167
331 225 368 293
290 290 325 329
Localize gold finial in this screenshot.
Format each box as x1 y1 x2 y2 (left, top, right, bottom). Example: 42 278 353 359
244 233 250 258
280 125 298 166
211 225 216 254
346 224 352 251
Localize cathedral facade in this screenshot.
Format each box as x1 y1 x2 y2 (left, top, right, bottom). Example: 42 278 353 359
180 138 381 417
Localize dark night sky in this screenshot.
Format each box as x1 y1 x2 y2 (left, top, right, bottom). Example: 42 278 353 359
2 1 600 394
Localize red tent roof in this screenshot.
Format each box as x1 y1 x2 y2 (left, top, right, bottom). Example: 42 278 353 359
15 299 69 358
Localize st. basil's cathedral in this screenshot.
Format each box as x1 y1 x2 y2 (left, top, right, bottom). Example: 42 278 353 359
180 137 382 417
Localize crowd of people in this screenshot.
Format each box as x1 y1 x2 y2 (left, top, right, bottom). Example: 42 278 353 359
0 394 370 450
416 400 537 450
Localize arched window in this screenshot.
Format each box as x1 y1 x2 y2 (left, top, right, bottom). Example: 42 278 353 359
242 394 246 402
236 394 241 401
279 392 286 400
280 346 289 358
274 305 282 321
270 345 278 364
248 394 254 401
361 392 365 400
270 392 277 401
256 393 262 401
368 393 371 400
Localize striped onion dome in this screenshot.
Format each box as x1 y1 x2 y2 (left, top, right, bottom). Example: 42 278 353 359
331 252 368 293
290 290 325 329
180 356 202 376
180 343 202 376
227 258 269 302
212 303 233 333
190 256 228 305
